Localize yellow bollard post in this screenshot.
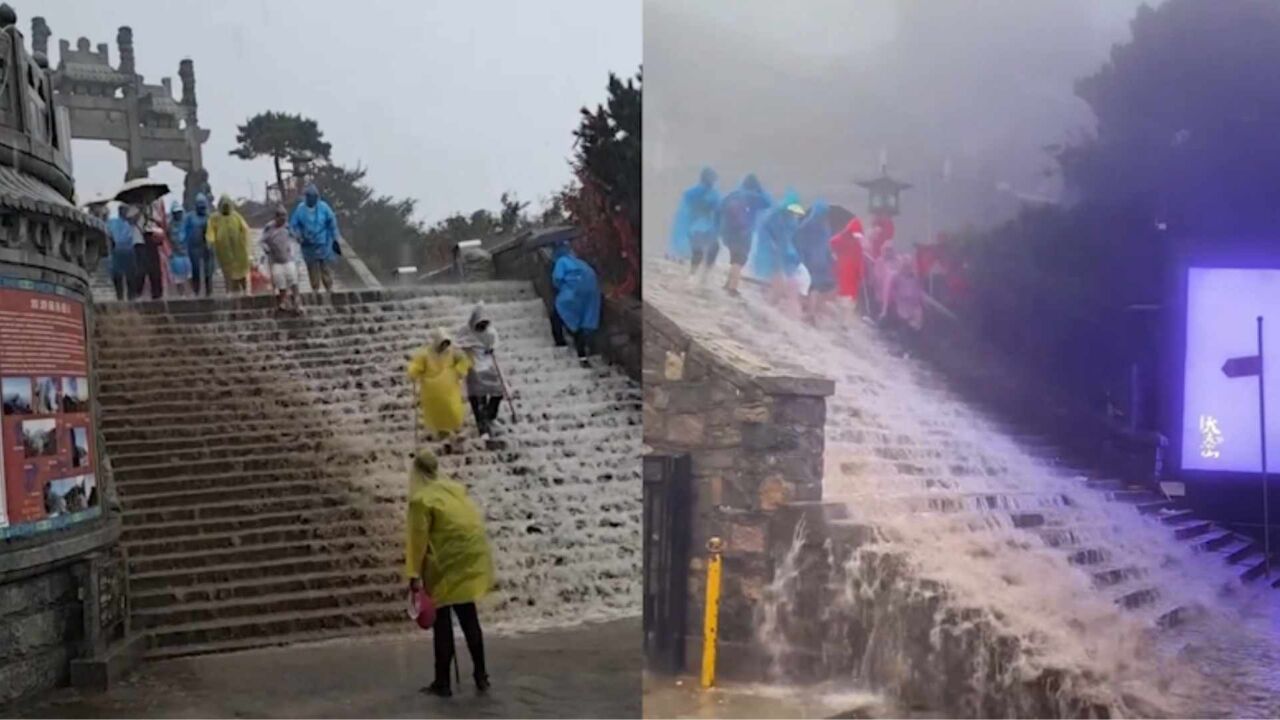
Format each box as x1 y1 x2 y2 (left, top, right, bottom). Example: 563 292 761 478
700 536 724 689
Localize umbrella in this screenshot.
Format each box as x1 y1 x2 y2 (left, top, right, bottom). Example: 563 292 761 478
80 193 115 209
523 225 580 250
114 178 170 207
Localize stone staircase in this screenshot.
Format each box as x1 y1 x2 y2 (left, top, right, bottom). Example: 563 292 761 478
646 259 1250 715
891 281 1280 590
93 283 641 659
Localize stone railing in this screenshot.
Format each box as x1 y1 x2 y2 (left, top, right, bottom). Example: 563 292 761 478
492 229 641 382
643 302 834 680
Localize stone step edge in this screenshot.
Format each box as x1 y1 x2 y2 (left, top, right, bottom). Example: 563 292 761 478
133 583 402 620
123 519 383 553
129 549 398 584
129 567 401 601
128 537 400 570
142 622 407 661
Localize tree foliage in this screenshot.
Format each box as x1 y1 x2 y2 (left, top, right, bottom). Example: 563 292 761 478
1058 0 1280 235
954 0 1280 415
230 112 333 196
561 69 642 298
310 162 539 281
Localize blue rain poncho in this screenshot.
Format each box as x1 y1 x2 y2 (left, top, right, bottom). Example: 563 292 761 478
181 194 211 251
718 174 772 244
551 244 602 333
668 167 721 260
167 202 187 254
107 216 136 276
793 200 836 293
748 190 803 279
289 185 339 263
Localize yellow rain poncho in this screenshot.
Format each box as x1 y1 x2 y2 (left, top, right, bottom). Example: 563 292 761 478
205 194 252 281
407 329 472 434
404 450 494 607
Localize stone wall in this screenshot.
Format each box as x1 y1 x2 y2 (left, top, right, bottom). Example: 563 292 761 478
0 564 81 707
0 249 133 708
642 303 833 679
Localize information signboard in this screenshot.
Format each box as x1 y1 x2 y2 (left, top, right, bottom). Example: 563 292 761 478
0 277 99 539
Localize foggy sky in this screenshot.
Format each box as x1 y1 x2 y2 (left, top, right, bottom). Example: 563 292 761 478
643 0 1155 251
33 0 640 223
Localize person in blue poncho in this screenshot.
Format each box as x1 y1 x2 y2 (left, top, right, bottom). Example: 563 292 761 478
792 200 837 325
181 194 213 297
550 241 601 360
290 184 340 297
718 173 772 296
106 206 139 302
749 190 806 304
669 168 721 281
167 201 192 297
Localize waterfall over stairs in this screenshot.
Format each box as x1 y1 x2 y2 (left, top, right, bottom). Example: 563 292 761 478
646 259 1263 716
94 283 641 659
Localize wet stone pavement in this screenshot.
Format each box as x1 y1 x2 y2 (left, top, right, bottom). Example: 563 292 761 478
17 619 640 719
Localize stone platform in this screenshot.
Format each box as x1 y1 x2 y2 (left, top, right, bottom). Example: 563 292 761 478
14 618 640 719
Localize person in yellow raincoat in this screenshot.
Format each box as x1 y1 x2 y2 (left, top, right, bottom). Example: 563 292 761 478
404 448 494 697
205 194 252 295
407 329 472 440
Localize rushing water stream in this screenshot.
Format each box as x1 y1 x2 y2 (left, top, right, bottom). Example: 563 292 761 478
648 259 1280 717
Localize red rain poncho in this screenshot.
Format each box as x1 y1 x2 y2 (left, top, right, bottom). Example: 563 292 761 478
870 216 895 258
829 217 865 299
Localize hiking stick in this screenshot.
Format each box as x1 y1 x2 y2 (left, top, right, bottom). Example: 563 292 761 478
411 379 423 448
491 354 518 424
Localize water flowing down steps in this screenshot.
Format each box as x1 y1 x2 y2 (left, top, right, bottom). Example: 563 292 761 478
94 283 641 659
646 259 1280 716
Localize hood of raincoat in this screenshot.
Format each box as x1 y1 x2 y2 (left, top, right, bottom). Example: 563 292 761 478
304 183 319 207
428 328 453 355
456 304 498 351
552 241 572 261
742 173 763 194
794 201 831 244
844 216 864 238
411 448 439 482
669 168 722 259
194 193 208 216
217 194 235 215
169 200 183 214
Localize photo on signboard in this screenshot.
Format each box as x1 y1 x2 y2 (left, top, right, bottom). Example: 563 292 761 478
21 418 58 459
61 377 89 413
1 377 32 416
70 426 90 468
33 377 58 414
44 474 97 517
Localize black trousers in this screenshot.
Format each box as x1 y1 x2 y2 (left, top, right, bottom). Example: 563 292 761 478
549 312 594 358
468 395 502 430
434 602 487 687
189 246 214 297
132 244 163 300
112 272 129 301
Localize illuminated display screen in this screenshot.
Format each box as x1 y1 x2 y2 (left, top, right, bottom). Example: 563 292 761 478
1181 267 1280 473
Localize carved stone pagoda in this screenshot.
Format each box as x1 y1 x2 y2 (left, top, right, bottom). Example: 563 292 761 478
0 4 107 270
